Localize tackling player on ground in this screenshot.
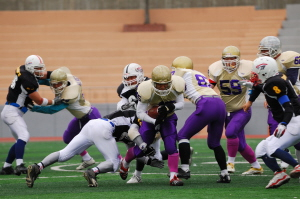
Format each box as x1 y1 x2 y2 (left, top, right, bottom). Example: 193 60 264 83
29 67 102 170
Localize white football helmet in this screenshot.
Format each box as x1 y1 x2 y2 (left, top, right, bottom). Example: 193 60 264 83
257 36 282 58
25 55 46 77
251 56 278 86
151 65 172 96
222 46 240 73
123 63 144 89
50 69 68 95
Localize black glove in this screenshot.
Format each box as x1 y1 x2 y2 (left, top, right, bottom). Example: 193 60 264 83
140 143 156 156
158 103 175 115
154 114 165 131
146 158 164 169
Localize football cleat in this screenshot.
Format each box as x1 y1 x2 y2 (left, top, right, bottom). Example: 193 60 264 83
119 158 129 180
170 175 184 186
83 169 98 187
15 163 28 176
227 163 235 173
265 171 290 189
289 164 300 178
189 147 194 166
127 174 142 184
0 166 15 175
242 167 264 175
76 158 95 170
26 164 41 188
217 174 231 183
177 168 191 180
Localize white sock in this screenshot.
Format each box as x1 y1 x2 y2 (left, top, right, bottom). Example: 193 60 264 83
251 161 261 169
16 159 23 166
134 170 142 177
181 164 189 172
82 153 92 161
4 162 12 168
227 156 235 164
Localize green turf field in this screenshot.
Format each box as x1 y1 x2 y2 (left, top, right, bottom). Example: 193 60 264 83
0 138 299 199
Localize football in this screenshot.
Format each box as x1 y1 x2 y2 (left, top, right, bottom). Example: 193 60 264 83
147 105 159 119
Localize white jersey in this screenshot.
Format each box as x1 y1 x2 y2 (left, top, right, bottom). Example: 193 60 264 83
172 68 218 104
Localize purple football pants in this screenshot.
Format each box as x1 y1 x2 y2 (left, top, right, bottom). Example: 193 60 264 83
132 113 179 157
177 97 226 149
225 108 251 152
63 106 101 144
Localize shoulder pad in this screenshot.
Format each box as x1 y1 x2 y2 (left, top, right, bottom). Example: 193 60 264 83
61 84 81 100
238 60 252 77
173 68 189 77
137 81 153 103
208 60 223 77
171 75 185 93
280 51 300 68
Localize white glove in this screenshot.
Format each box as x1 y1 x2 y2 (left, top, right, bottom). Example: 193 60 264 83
274 123 287 138
128 95 137 103
121 102 136 110
238 80 253 88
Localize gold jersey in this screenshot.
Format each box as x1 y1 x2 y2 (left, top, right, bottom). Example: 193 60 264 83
172 68 218 104
60 72 91 119
208 60 252 112
137 75 185 108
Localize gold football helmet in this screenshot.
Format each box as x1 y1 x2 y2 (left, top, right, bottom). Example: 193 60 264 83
50 68 68 95
151 65 172 96
222 46 240 73
171 56 193 70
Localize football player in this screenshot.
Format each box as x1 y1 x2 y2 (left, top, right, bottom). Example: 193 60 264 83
208 46 263 175
25 110 138 188
172 56 230 183
116 63 165 184
28 67 102 170
244 56 300 189
254 36 300 170
119 65 186 186
0 55 61 176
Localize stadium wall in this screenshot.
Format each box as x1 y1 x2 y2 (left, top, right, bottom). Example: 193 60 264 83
0 0 299 10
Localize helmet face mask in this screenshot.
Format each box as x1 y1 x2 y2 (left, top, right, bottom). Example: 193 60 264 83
222 46 240 73
257 36 282 58
171 56 193 71
25 55 46 78
50 69 68 95
151 65 172 96
123 63 144 89
251 56 278 86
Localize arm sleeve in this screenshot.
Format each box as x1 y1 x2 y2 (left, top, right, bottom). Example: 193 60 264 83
286 68 299 85
117 97 129 110
31 103 69 114
281 101 294 124
38 79 50 86
136 102 156 124
174 93 184 110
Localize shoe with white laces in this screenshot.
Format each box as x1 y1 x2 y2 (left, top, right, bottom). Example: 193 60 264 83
290 164 300 178
265 171 290 189
83 169 98 187
119 158 129 180
242 167 264 175
170 175 184 186
189 147 194 166
227 163 235 173
76 158 95 170
127 174 142 184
